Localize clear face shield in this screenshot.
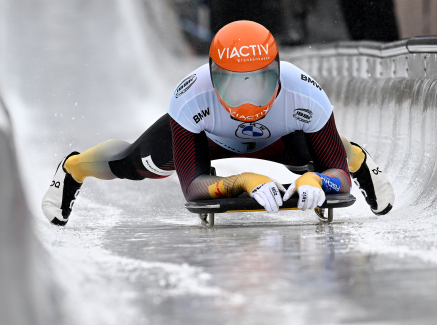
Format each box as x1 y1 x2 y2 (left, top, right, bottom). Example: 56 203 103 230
210 55 280 109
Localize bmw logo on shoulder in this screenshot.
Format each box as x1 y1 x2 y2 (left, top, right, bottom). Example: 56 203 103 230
235 122 271 139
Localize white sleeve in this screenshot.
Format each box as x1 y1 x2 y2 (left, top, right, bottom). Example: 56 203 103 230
289 91 333 133
168 99 204 134
301 99 333 133
280 61 334 134
167 65 213 134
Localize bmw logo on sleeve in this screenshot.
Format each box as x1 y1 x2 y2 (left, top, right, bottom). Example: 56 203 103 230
235 122 271 139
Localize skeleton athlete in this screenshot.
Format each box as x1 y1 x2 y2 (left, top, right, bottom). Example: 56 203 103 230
42 21 395 225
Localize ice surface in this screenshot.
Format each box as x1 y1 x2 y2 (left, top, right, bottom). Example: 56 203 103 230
1 0 437 324
323 77 437 265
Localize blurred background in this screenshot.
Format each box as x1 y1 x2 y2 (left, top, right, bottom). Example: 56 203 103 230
170 0 437 54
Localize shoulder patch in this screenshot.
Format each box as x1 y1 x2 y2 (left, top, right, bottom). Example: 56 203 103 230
293 108 313 124
174 74 197 98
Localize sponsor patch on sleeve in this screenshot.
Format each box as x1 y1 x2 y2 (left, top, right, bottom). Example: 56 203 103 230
174 74 197 98
315 173 341 194
293 108 313 124
142 155 174 176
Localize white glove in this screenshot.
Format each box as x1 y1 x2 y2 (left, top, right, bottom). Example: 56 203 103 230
250 181 285 213
283 183 326 211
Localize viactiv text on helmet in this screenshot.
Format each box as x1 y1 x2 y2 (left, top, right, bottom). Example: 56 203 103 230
209 20 278 73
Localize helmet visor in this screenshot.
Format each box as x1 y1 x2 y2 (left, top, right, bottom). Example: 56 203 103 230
211 56 279 108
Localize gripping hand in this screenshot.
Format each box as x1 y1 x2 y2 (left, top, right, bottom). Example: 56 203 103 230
250 181 285 213
283 173 326 211
207 172 286 213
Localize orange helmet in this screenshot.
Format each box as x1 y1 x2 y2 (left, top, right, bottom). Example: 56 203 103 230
209 20 280 122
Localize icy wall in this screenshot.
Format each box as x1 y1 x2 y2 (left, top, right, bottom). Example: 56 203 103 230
283 38 437 210
282 38 437 260
0 0 190 323
0 97 58 325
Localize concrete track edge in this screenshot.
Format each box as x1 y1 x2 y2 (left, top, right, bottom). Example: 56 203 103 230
0 96 58 325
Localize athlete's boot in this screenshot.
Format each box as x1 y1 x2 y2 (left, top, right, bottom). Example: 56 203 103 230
350 143 395 215
42 152 82 226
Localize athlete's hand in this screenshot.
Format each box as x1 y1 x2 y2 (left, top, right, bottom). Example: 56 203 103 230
283 183 325 210
250 181 285 213
209 172 286 213
283 172 326 210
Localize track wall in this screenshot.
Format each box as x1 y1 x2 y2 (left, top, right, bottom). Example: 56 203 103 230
0 97 57 325
282 37 437 211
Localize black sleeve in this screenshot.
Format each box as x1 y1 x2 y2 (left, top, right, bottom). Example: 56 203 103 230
305 112 351 189
170 117 211 199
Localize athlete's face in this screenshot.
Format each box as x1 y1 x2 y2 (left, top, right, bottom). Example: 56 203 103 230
211 55 280 122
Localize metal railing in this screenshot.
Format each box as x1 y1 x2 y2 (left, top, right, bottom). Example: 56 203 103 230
281 36 437 79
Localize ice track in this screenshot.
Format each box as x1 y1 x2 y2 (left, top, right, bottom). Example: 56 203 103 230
1 0 437 324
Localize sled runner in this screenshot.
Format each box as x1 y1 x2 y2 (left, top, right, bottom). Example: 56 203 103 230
185 191 356 228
